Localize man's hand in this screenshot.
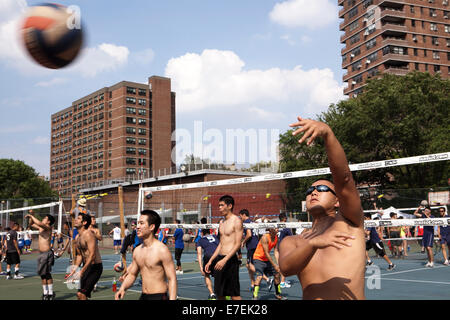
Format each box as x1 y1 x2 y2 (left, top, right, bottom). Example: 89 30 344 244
204 261 211 274
305 229 355 250
115 290 125 300
214 257 227 271
289 117 332 146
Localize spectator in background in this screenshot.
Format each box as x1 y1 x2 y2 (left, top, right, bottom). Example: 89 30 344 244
17 226 25 254
275 213 292 288
387 212 402 258
173 220 184 275
109 224 122 254
414 205 435 267
0 225 5 275
437 207 449 265
365 214 396 270
398 217 410 257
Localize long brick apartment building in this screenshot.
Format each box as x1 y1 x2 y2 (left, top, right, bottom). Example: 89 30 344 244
50 76 176 196
339 0 450 97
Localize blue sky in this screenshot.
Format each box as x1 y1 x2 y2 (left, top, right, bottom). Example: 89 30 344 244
0 0 346 177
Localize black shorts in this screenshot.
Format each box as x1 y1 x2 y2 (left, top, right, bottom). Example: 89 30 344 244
203 256 215 277
254 259 276 277
390 231 401 246
6 252 20 265
246 248 256 265
213 254 240 297
79 263 103 298
139 292 168 300
369 241 386 257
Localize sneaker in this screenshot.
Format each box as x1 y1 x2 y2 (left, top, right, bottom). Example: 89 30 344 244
387 264 396 271
426 262 434 268
275 294 287 300
48 293 56 300
6 274 11 280
14 273 24 279
0 271 7 276
42 294 48 300
208 293 217 300
366 260 374 266
283 282 291 288
252 296 258 300
267 277 274 291
444 260 449 266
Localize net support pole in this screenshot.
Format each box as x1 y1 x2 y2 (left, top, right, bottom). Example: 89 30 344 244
71 194 76 264
57 200 63 234
137 186 142 223
119 185 125 239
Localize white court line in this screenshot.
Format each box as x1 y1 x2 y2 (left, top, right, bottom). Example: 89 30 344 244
368 277 450 286
381 265 447 276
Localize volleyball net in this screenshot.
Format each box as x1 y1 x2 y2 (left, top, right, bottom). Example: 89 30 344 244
0 200 65 236
136 152 449 233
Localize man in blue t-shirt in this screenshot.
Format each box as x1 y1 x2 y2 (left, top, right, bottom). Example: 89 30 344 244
364 214 395 270
196 217 219 300
173 220 184 275
414 205 435 267
239 209 259 291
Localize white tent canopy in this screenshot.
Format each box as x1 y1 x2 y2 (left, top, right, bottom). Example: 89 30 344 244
371 206 415 220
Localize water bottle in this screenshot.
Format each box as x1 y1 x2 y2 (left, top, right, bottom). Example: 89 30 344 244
407 245 410 252
112 277 117 292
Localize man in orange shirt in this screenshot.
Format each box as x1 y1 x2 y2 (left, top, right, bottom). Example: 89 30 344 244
252 224 286 300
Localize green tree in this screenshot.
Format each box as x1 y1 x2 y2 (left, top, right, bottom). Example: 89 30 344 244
279 72 450 211
0 159 57 199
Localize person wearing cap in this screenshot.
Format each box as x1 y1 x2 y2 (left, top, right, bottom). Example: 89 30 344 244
414 205 435 267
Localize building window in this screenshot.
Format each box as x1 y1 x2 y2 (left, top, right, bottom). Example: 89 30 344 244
138 118 147 125
366 38 376 49
127 87 136 94
138 138 146 145
126 127 136 134
138 99 146 106
126 147 136 154
349 33 360 45
126 168 136 175
433 51 440 60
138 128 147 135
126 137 136 144
430 23 438 31
126 158 136 165
138 109 146 116
138 148 147 155
348 7 358 19
126 97 136 104
126 117 136 124
138 88 146 96
126 107 136 114
348 21 359 32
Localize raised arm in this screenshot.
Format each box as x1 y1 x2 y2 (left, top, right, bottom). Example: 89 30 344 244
290 117 363 227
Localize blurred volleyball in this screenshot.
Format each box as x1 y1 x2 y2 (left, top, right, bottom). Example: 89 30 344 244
113 261 124 273
21 3 83 69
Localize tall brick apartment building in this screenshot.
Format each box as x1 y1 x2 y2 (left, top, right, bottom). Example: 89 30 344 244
50 76 176 196
339 0 450 97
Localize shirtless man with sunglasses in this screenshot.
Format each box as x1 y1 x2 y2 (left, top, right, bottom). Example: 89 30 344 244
279 117 365 300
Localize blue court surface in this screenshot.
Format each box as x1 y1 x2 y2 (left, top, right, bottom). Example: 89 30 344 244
0 247 449 300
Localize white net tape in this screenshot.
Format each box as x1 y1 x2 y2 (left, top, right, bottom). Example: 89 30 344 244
140 152 449 193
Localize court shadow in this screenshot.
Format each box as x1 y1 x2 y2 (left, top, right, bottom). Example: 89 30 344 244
54 292 78 300
302 277 357 300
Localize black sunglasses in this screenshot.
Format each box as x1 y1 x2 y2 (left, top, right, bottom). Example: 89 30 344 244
306 185 336 196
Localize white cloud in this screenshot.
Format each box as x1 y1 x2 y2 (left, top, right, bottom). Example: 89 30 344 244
66 43 130 77
32 136 50 145
35 77 69 87
269 0 338 29
165 49 344 119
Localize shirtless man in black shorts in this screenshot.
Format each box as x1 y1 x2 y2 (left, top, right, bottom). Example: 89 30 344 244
115 210 177 300
26 213 56 300
66 213 103 300
205 195 243 300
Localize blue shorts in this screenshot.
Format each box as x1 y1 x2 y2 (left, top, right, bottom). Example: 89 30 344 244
114 240 122 246
25 240 31 246
439 235 450 245
422 232 434 248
